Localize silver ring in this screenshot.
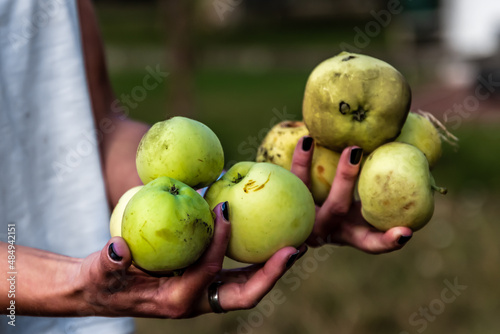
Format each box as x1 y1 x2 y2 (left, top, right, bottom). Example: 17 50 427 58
208 281 226 313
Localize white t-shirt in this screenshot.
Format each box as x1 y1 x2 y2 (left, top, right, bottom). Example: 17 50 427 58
0 1 134 332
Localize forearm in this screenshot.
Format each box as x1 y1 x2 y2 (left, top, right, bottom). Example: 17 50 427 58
0 242 86 316
76 0 149 207
101 116 149 207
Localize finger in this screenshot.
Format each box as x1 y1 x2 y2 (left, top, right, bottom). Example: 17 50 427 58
217 245 307 311
179 202 231 299
216 264 264 283
320 146 362 216
217 243 309 283
92 237 133 289
290 136 314 189
343 224 413 254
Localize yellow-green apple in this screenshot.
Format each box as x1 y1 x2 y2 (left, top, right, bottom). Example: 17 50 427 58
204 162 315 263
256 120 340 205
358 142 446 232
109 185 143 237
395 111 442 169
136 117 224 188
303 52 411 153
122 176 214 273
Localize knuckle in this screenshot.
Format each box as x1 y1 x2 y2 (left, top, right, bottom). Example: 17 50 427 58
339 169 357 182
292 153 311 169
204 263 222 276
329 202 350 215
238 292 261 310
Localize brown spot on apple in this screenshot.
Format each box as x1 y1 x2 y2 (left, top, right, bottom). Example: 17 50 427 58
315 165 331 187
403 201 415 210
244 173 271 192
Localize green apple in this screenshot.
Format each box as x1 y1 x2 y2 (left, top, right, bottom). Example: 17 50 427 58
204 162 315 263
358 142 446 232
136 117 224 188
256 120 340 205
395 112 442 169
122 176 214 273
109 185 143 237
303 52 411 153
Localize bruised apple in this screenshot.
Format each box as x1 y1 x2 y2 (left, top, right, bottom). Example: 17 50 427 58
358 142 447 232
204 162 315 263
303 52 411 153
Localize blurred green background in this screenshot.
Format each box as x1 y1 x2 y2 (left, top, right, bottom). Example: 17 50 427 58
95 1 500 333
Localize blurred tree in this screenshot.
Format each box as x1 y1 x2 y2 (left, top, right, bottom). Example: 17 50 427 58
161 0 197 118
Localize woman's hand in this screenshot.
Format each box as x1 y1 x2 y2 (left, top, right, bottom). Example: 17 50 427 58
76 202 306 318
290 136 413 253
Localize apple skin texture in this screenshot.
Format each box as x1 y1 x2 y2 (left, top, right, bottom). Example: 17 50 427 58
303 52 411 153
358 142 439 232
205 162 315 264
395 112 442 169
136 116 224 188
109 185 143 238
122 177 214 272
256 120 340 205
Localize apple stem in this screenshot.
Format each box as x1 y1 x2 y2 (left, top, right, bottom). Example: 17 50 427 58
232 173 244 184
432 185 448 195
169 185 179 195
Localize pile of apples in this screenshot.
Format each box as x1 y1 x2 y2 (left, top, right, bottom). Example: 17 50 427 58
109 117 315 275
258 51 451 232
110 51 453 275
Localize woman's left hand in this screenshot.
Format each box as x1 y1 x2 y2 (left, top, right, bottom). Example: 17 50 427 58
290 136 413 253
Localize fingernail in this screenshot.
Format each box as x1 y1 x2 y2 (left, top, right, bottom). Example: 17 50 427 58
286 250 301 269
108 243 123 262
398 235 412 245
221 201 229 221
349 147 363 165
302 136 313 151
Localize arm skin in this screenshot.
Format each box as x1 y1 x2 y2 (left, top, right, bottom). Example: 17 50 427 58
77 0 148 207
291 136 414 253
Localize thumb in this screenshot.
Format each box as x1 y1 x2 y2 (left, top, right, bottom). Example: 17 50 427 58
97 237 133 282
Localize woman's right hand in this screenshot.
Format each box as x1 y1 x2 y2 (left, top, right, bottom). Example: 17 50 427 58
76 202 306 318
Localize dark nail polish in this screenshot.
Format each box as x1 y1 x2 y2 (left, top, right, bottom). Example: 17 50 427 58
222 201 229 221
350 147 363 165
286 250 301 268
108 243 122 262
302 136 313 151
398 235 412 245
